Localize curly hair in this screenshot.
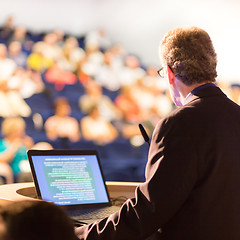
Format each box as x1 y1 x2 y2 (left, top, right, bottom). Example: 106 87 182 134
159 26 217 85
0 201 76 240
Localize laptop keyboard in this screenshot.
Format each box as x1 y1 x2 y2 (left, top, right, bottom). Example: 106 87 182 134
69 205 120 220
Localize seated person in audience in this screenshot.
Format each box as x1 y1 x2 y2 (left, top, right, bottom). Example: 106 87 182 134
0 200 77 240
0 44 16 82
114 85 147 139
0 79 31 117
41 32 63 62
9 25 34 52
94 49 122 91
27 69 45 95
81 43 104 78
53 29 65 47
8 67 44 99
0 117 34 182
8 41 27 67
0 16 14 43
62 36 86 72
80 105 118 145
44 62 77 91
45 97 81 142
9 25 26 43
27 41 54 72
118 55 145 87
132 77 174 121
85 28 112 52
28 32 62 69
114 85 145 123
79 79 122 121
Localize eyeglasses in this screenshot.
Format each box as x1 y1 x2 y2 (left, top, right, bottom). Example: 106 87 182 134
157 66 174 78
157 67 164 78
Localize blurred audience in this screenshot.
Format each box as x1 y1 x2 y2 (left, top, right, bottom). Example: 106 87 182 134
0 18 240 184
45 97 81 142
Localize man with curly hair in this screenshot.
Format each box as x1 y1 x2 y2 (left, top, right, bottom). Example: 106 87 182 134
75 26 240 240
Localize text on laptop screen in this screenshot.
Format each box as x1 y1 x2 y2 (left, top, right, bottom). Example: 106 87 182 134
31 155 109 205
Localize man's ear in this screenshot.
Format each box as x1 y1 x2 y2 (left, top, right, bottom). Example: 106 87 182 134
167 65 175 85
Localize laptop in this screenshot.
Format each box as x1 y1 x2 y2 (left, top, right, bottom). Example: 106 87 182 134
27 149 120 224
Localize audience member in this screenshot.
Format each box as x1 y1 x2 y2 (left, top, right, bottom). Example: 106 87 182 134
9 25 33 52
81 43 104 78
8 41 27 67
0 44 16 82
85 28 112 52
62 36 85 72
41 32 63 62
8 68 44 99
53 29 65 47
27 41 54 72
79 80 121 121
95 50 122 91
114 85 144 123
27 69 45 95
80 105 118 145
0 79 31 117
0 117 34 182
118 55 145 86
44 62 77 91
45 97 81 142
131 79 156 117
9 25 27 43
0 200 77 240
0 16 14 43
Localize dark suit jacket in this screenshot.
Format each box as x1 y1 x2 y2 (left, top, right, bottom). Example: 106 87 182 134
75 84 240 240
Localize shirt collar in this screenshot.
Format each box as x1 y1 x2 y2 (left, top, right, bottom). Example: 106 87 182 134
183 83 216 105
183 92 193 105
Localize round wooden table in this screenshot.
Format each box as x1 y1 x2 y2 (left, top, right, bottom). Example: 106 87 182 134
0 181 139 205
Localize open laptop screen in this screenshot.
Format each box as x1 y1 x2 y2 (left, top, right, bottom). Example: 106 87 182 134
28 150 110 206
